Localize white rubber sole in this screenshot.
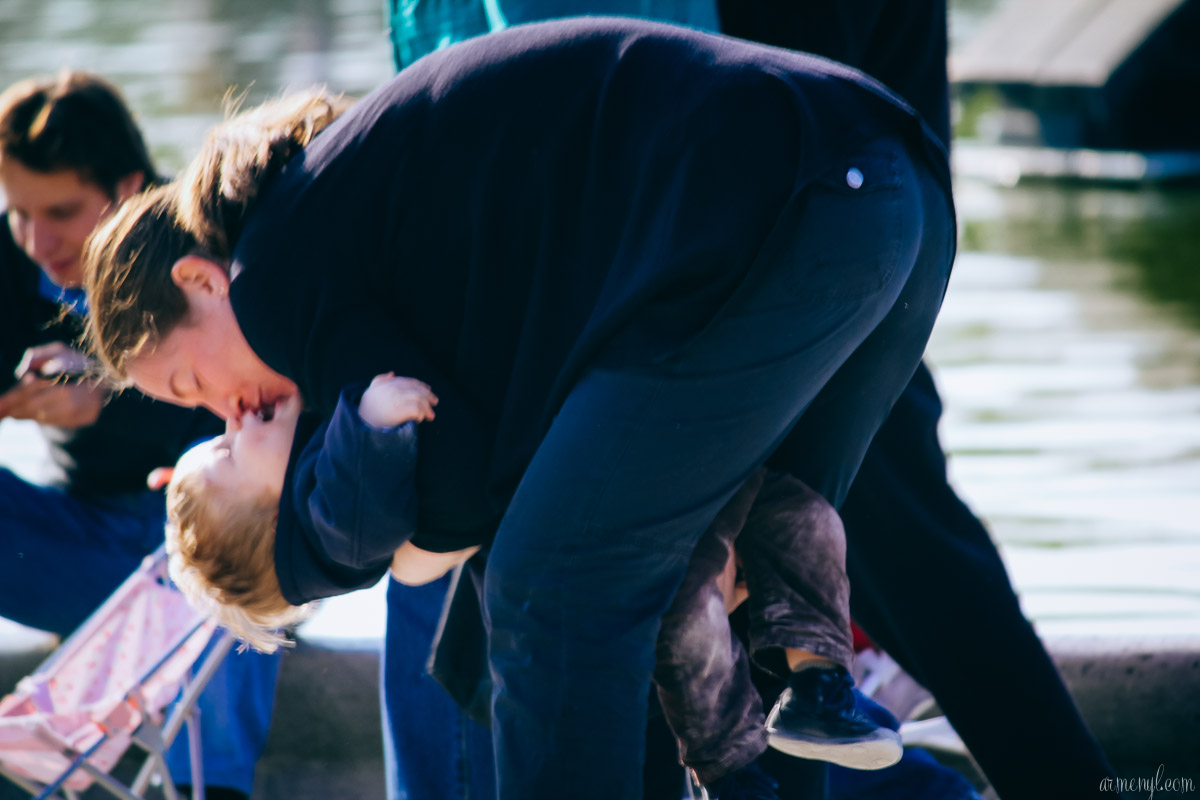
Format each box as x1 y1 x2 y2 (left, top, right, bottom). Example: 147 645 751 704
765 727 903 771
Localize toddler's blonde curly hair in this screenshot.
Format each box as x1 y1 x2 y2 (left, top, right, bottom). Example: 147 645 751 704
166 465 310 652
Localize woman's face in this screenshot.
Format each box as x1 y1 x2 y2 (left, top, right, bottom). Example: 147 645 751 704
125 256 299 423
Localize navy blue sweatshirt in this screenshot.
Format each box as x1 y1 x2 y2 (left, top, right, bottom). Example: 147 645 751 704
229 18 953 596
0 215 222 500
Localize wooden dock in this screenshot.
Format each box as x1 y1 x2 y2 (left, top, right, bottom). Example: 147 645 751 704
951 0 1200 154
951 0 1186 88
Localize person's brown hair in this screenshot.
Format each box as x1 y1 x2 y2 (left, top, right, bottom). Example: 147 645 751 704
166 462 309 652
0 70 158 195
83 89 347 379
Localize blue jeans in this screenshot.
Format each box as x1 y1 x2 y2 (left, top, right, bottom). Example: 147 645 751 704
482 138 954 798
0 469 280 795
382 575 494 800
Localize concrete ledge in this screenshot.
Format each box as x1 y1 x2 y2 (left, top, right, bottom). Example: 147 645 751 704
1051 636 1200 781
254 583 389 800
6 595 1199 799
255 641 386 800
0 619 57 698
256 632 1200 796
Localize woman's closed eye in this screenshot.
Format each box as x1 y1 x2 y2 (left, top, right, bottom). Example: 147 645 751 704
168 371 202 402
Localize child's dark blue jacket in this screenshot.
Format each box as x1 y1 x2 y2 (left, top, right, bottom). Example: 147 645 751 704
277 387 421 604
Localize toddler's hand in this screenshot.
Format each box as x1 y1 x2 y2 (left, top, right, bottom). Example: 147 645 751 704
358 373 438 428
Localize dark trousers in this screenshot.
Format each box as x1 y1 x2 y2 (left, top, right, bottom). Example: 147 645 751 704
840 364 1116 798
483 137 953 799
655 469 852 785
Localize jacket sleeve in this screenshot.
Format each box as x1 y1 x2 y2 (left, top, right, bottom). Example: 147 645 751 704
0 229 63 394
303 385 420 570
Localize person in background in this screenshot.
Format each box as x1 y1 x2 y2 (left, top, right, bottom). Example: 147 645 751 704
0 71 280 800
714 4 1118 798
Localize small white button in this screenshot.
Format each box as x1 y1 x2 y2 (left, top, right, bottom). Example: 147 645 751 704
846 167 864 189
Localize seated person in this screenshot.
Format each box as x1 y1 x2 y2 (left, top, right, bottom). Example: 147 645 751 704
163 372 903 797
0 70 277 800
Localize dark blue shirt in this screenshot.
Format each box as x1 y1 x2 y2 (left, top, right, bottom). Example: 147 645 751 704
229 18 953 595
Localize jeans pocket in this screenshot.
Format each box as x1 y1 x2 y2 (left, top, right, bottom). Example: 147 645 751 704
796 161 907 304
725 150 910 317
661 142 919 370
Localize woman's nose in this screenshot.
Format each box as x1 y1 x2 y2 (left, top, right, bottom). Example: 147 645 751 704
203 394 244 425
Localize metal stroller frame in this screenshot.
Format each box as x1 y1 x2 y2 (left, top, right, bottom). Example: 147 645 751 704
0 547 235 800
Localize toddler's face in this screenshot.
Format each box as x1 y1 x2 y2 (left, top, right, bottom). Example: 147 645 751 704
176 393 302 501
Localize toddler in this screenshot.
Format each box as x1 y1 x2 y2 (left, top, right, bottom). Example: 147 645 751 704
165 373 901 794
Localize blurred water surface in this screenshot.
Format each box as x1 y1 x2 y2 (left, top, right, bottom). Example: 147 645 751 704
0 0 1197 638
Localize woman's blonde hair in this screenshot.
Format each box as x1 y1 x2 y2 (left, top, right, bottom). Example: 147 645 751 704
166 466 310 653
83 89 348 379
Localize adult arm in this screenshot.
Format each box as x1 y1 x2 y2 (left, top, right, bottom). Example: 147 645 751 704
0 238 76 405
0 373 106 427
390 541 480 586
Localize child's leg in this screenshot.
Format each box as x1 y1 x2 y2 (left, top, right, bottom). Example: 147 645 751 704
739 469 854 671
652 470 768 787
738 469 901 770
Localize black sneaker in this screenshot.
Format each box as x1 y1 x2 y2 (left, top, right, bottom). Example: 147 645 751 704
765 664 903 770
704 760 781 800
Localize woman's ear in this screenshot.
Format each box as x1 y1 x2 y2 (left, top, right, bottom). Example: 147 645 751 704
170 256 230 299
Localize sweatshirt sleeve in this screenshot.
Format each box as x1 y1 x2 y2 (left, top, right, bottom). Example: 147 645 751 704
303 384 420 570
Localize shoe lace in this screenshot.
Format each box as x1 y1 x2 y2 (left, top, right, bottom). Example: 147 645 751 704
820 668 858 715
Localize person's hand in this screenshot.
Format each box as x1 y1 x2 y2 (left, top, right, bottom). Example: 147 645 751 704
0 344 107 428
358 372 438 428
0 377 108 428
13 342 92 381
147 467 175 490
